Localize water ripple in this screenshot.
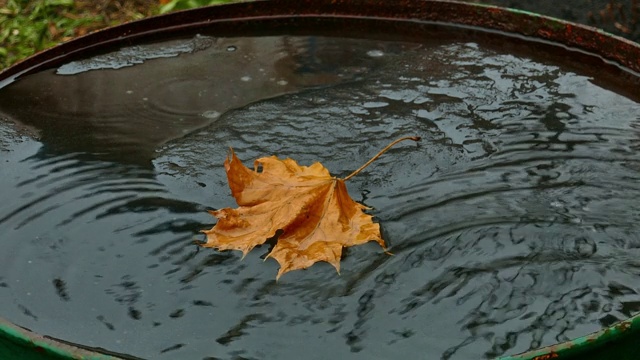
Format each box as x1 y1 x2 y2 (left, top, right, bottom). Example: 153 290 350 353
1 32 640 360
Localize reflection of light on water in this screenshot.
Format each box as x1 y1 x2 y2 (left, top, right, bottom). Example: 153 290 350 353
1 32 640 360
349 106 369 115
151 39 640 360
367 49 384 57
2 35 392 163
201 110 220 119
57 35 216 75
362 101 389 108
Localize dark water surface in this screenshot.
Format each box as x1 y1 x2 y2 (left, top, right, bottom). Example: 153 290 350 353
1 29 640 360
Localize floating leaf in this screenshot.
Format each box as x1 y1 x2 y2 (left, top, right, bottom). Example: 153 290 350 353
202 136 420 279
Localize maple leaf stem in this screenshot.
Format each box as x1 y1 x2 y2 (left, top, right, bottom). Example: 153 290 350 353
342 136 421 181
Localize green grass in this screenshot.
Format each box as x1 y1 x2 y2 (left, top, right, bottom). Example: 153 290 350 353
0 0 104 69
158 0 240 14
0 0 243 71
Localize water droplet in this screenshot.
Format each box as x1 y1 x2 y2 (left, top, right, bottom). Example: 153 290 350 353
201 111 220 119
362 101 388 108
226 45 237 52
277 80 288 86
367 49 384 57
240 76 252 82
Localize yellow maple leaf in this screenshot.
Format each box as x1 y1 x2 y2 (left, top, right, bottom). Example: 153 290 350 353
202 137 420 279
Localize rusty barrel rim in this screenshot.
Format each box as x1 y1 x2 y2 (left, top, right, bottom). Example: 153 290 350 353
1 1 640 359
501 312 640 359
2 0 640 85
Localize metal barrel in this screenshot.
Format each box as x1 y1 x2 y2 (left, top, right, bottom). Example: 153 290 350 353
1 1 639 359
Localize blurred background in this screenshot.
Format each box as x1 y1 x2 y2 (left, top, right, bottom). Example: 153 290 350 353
468 0 639 42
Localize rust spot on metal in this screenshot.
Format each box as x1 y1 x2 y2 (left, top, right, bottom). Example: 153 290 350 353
616 321 632 332
532 352 559 360
565 24 573 36
538 29 553 38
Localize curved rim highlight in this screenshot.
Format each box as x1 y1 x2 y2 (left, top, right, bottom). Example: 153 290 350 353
500 311 640 359
0 317 134 360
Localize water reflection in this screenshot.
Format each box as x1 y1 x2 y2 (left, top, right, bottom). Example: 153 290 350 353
0 33 640 360
0 36 397 164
